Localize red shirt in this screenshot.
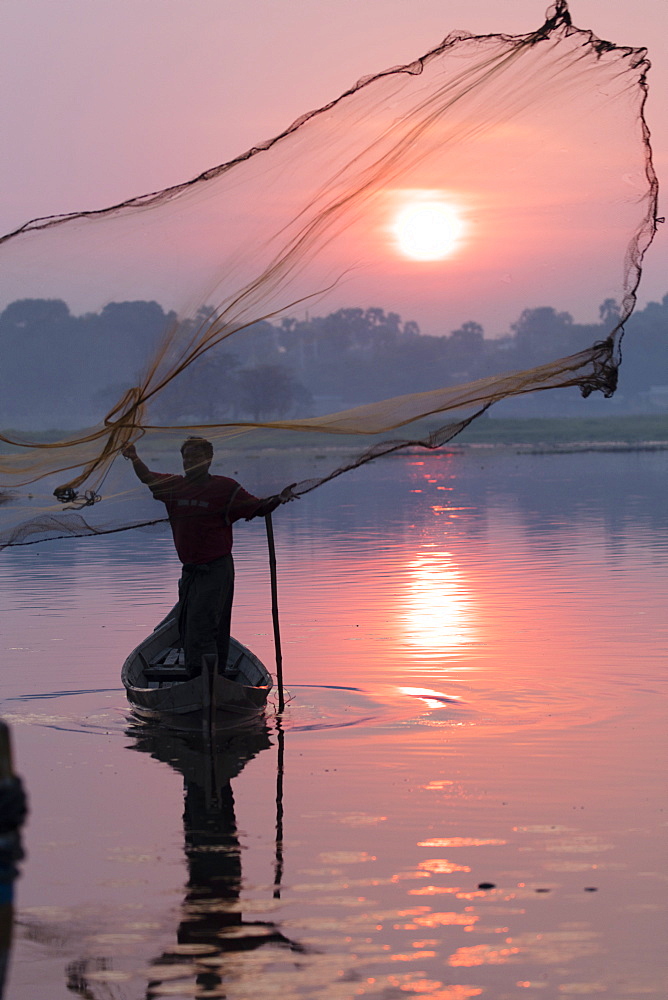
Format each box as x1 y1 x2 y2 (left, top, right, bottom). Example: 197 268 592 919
149 473 267 565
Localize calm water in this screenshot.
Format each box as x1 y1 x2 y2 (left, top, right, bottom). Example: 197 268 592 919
1 448 666 999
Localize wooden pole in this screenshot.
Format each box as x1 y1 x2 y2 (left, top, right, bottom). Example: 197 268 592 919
265 513 285 713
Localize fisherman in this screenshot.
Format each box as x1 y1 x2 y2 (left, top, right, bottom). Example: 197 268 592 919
122 437 295 677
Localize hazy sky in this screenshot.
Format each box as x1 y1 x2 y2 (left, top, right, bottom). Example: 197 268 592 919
0 0 665 335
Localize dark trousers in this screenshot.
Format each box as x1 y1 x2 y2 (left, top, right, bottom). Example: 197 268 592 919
178 555 235 677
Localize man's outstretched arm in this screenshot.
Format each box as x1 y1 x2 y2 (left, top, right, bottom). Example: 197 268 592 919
240 483 299 520
122 444 165 487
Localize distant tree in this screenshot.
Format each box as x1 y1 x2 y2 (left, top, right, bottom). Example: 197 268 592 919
149 350 240 423
277 316 298 351
0 297 76 364
0 298 71 328
390 334 453 390
618 294 668 396
599 298 621 332
88 300 174 376
510 306 574 362
511 306 572 343
0 299 79 424
322 310 355 356
449 320 484 349
365 307 402 348
235 364 312 420
231 320 279 367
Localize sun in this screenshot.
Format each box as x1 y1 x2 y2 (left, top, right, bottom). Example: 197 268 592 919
392 197 465 261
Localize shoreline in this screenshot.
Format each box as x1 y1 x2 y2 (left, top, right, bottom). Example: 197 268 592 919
1 414 667 463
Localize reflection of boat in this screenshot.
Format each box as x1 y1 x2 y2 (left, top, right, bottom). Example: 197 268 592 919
121 610 273 732
67 721 299 998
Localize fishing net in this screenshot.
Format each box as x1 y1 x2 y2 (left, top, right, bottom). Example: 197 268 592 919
0 1 658 549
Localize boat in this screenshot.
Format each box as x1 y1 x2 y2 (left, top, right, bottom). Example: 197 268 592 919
121 609 273 732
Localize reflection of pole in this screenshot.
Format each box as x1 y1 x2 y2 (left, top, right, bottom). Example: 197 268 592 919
265 513 285 713
273 719 285 899
202 654 217 743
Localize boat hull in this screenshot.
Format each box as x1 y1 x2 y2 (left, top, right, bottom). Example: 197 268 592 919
122 613 272 731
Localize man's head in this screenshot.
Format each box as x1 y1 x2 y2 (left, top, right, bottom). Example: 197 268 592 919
181 436 213 479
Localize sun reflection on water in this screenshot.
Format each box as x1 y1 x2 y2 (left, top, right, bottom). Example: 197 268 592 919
399 551 478 656
398 687 462 708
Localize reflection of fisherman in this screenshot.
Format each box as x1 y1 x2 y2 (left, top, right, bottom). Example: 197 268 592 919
137 727 301 996
123 437 296 677
66 725 301 997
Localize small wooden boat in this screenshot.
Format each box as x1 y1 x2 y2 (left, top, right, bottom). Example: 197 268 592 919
122 610 273 732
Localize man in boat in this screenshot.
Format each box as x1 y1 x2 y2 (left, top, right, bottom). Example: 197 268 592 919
122 437 295 678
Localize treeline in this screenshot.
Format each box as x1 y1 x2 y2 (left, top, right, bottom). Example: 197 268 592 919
1 295 666 428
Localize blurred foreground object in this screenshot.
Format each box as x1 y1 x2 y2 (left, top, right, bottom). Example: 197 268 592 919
0 720 28 999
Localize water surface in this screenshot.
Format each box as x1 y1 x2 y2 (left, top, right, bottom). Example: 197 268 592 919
2 449 666 998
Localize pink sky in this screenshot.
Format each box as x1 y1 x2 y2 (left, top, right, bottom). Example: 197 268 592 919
0 0 665 336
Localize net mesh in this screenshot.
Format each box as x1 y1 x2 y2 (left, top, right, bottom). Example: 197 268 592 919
0 1 658 548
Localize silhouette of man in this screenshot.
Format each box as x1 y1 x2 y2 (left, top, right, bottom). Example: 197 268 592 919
123 436 295 676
